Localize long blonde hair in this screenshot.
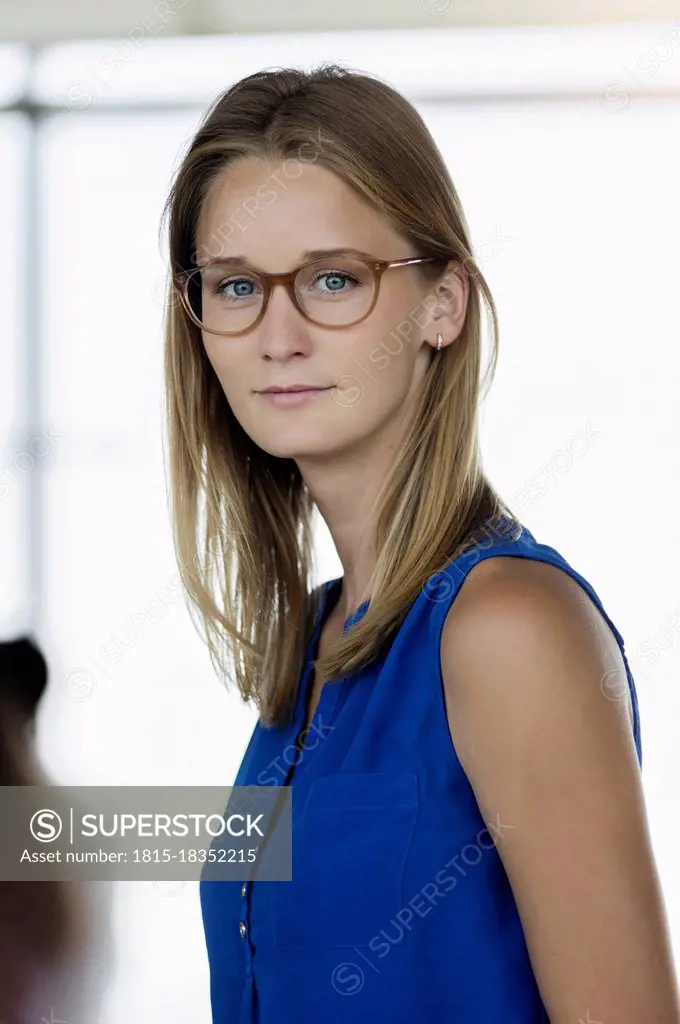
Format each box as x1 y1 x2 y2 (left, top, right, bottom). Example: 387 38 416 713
160 63 521 729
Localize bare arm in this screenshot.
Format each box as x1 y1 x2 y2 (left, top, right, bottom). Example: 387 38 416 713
440 556 680 1023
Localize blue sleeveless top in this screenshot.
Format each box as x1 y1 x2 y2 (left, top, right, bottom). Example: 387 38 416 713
200 518 642 1023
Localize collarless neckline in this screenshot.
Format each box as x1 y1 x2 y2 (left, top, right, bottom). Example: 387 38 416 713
324 577 371 633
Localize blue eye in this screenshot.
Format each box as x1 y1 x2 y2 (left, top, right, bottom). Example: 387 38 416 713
312 271 359 294
215 277 259 301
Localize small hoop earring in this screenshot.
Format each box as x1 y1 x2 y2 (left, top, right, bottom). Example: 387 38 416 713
436 332 443 352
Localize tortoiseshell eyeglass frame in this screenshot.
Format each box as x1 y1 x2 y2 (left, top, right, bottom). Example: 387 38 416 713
171 250 452 336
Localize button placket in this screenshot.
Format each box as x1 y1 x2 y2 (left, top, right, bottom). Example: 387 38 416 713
303 680 342 752
238 584 371 964
239 870 256 979
290 586 369 777
240 880 254 978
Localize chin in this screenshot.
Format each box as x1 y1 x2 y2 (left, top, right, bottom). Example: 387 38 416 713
255 437 332 460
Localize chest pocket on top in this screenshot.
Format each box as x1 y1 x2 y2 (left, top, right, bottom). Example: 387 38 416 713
269 771 419 949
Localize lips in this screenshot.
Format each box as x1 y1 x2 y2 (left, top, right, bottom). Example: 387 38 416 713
260 385 331 393
258 385 333 407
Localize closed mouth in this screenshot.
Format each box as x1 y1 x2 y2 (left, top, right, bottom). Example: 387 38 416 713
260 386 333 394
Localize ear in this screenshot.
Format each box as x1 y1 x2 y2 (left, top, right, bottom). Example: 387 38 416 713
427 259 469 352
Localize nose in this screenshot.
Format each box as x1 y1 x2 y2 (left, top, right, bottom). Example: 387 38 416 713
258 281 313 358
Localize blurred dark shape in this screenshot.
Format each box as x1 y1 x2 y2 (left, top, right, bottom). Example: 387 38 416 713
0 634 88 1024
0 637 47 722
0 637 48 787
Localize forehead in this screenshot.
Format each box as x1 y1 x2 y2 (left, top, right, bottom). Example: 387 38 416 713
194 156 403 269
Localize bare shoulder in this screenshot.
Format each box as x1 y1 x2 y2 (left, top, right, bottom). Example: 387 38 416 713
441 553 636 757
438 555 680 1020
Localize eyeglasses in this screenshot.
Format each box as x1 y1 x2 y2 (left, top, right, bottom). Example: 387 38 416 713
172 249 449 336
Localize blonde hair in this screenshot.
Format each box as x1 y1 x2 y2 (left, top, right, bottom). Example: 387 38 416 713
160 63 521 729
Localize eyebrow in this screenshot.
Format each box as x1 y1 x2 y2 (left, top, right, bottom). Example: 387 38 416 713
196 247 375 269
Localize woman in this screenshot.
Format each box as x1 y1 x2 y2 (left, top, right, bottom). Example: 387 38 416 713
161 64 680 1022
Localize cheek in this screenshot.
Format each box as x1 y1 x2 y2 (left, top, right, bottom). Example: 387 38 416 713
349 316 418 384
328 342 413 419
202 339 246 394
377 278 427 339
